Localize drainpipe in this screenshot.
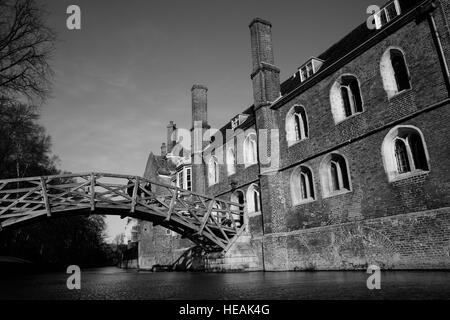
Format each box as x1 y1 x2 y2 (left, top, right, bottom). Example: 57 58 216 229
427 2 450 97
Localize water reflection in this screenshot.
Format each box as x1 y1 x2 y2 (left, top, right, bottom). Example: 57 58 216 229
0 267 449 300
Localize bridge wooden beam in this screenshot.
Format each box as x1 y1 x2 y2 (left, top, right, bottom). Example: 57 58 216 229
130 177 139 213
90 173 96 211
225 202 238 231
165 190 177 222
40 177 51 217
196 199 215 236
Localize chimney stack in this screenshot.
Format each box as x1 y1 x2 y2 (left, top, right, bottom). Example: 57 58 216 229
191 84 208 129
190 84 209 195
166 121 176 153
249 18 280 108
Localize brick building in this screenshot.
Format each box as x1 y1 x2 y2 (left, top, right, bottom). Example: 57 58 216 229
140 0 450 271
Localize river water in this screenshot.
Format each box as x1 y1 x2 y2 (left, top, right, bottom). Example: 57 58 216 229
0 267 449 299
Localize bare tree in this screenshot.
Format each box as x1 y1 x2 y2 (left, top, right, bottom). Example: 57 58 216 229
0 97 59 179
0 0 55 102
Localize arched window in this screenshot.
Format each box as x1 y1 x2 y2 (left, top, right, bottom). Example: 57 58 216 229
244 133 258 167
320 153 351 197
330 75 363 123
208 156 219 186
382 125 429 181
380 47 411 98
286 105 308 146
230 190 245 227
246 184 261 213
226 147 236 176
291 166 315 205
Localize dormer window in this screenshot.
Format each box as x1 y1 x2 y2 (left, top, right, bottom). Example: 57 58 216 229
299 58 324 82
231 114 250 130
374 0 401 30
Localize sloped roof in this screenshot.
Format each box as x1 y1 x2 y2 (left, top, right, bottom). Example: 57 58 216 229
280 0 424 95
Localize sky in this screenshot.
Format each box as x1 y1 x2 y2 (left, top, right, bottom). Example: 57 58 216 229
37 0 382 241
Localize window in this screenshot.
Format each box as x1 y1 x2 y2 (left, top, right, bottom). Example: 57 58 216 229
380 47 411 99
244 133 258 167
208 156 219 186
330 75 363 123
226 147 236 176
177 171 183 189
299 58 323 82
230 190 245 227
320 153 351 197
374 0 401 29
382 125 429 181
390 49 411 92
291 166 315 205
286 105 308 146
246 184 261 213
186 167 192 191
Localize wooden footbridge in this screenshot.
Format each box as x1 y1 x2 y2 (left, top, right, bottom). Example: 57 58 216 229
0 173 245 253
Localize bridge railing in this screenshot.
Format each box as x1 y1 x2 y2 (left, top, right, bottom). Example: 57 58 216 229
0 173 245 252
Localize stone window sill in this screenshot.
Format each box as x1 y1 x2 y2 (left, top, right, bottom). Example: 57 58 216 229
335 111 365 126
292 198 316 207
287 137 309 148
322 188 352 199
390 169 429 183
388 88 412 101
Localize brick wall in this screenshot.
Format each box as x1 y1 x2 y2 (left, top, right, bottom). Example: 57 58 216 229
262 207 450 270
138 221 193 269
257 1 450 270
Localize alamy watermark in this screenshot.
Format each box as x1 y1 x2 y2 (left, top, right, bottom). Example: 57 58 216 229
170 122 280 175
66 265 81 290
66 5 81 30
366 265 381 290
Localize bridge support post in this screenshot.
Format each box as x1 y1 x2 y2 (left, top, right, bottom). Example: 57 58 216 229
40 177 51 217
90 173 96 211
130 177 139 213
197 199 215 235
165 190 177 222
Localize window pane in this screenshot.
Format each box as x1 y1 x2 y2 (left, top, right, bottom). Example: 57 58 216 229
301 67 308 80
186 168 192 191
300 173 308 199
306 63 313 77
390 49 411 92
307 169 315 199
395 139 411 174
380 9 388 25
254 190 260 212
294 114 302 141
330 162 339 191
341 86 352 117
409 134 428 171
386 2 399 21
301 110 308 138
349 79 363 113
339 158 350 190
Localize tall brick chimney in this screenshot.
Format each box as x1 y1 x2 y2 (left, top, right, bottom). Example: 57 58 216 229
191 85 208 129
249 18 280 108
190 84 209 195
166 121 176 153
248 19 287 236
